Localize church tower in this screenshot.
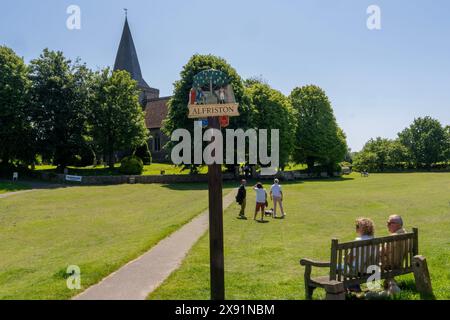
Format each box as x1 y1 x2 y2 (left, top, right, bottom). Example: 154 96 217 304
114 14 159 105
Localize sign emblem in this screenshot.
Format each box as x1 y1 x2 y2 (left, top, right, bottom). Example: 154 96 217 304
219 116 230 128
188 69 239 119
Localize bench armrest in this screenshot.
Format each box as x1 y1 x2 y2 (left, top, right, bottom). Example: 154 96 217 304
300 258 330 268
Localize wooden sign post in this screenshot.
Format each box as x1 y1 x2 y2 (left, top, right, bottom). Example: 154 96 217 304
188 69 239 300
207 116 225 300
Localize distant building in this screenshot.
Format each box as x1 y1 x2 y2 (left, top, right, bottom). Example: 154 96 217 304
113 17 170 162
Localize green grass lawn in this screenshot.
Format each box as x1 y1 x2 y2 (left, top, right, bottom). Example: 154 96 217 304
0 182 30 194
0 182 233 300
284 163 307 171
32 163 211 176
149 172 450 300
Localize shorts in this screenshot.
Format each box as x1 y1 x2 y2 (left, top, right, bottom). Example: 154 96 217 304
256 202 265 211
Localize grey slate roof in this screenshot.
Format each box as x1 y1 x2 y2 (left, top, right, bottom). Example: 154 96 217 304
114 18 150 89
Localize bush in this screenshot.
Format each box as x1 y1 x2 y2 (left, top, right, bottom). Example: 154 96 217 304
0 163 30 178
67 147 96 168
119 156 144 175
134 143 152 165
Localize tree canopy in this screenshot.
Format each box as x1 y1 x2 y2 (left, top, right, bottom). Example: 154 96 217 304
354 117 449 172
89 69 149 169
0 46 34 167
289 85 348 172
29 49 92 170
0 46 151 172
246 82 295 169
353 138 409 172
398 117 448 168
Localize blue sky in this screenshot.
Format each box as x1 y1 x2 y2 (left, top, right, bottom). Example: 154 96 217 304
1 0 449 151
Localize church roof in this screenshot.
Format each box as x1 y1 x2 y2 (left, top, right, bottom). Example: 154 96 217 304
114 17 150 89
145 97 171 129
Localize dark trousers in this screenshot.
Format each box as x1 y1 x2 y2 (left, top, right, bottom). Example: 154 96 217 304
239 198 246 216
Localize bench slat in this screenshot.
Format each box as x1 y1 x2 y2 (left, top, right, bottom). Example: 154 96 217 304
337 232 414 250
342 267 413 287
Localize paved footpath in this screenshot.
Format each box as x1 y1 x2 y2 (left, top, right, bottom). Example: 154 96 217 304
74 189 237 300
0 189 35 199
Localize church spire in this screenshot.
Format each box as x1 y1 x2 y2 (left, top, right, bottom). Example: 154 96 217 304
114 13 150 89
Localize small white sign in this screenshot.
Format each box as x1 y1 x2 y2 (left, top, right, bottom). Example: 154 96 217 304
66 175 83 182
13 172 18 181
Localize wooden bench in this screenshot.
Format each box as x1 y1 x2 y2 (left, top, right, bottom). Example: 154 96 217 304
299 228 433 300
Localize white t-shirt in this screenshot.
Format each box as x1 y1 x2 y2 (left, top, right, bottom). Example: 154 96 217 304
271 184 282 197
353 235 375 269
255 188 266 203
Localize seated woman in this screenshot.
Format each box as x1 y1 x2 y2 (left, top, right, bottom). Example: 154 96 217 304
344 218 375 292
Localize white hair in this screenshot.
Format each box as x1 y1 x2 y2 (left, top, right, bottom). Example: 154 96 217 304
389 215 403 227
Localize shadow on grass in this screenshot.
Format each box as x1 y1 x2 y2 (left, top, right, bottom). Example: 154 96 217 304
160 183 209 191
348 279 437 301
160 176 355 191
160 180 240 191
297 176 355 183
0 178 105 195
398 279 436 300
0 181 31 193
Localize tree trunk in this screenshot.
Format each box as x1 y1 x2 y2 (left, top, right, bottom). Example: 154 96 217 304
108 149 114 170
306 158 315 173
108 137 115 170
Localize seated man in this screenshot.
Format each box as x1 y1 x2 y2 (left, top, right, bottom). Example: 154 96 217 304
382 215 407 294
387 215 406 235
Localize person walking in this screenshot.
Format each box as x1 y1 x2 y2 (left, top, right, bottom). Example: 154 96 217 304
236 179 247 219
270 179 286 218
254 183 267 222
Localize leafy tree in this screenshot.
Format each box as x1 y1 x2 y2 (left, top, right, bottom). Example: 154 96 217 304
344 148 354 164
134 143 152 165
246 82 295 169
289 85 347 173
243 75 269 87
443 125 450 162
0 46 34 167
162 54 254 172
29 49 92 171
398 117 447 168
89 69 149 169
353 137 410 172
353 151 378 172
387 140 411 168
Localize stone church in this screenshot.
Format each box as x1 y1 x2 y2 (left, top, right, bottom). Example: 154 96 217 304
113 17 170 162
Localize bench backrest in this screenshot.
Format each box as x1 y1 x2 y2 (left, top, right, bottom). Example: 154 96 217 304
329 228 418 285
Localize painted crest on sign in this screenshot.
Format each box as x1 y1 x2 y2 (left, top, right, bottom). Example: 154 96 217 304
188 69 239 119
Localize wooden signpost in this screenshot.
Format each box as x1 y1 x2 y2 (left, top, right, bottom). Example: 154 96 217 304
188 69 239 300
